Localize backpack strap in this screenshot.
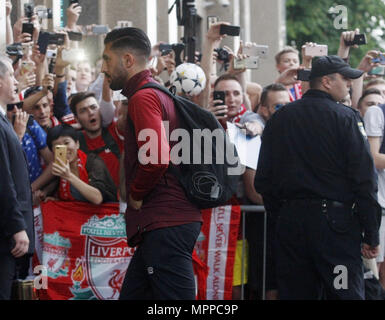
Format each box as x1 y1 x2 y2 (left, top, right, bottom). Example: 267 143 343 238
379 104 385 154
101 127 121 160
78 128 121 159
78 131 90 154
129 82 180 179
137 82 176 100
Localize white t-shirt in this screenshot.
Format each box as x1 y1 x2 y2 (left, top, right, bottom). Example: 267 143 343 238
364 105 385 208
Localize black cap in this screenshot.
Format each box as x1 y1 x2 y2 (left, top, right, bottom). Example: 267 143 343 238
309 55 364 80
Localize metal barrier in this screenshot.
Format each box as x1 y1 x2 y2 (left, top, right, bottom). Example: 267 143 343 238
239 205 266 300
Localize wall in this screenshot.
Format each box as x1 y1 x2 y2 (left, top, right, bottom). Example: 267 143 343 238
3 0 286 84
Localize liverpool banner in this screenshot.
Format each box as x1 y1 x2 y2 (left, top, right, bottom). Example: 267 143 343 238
34 202 239 300
36 201 133 300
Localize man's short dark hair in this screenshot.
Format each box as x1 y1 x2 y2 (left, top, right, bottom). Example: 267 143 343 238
214 74 241 89
24 86 43 99
70 91 97 116
260 83 287 107
358 88 382 108
104 27 152 60
46 124 79 151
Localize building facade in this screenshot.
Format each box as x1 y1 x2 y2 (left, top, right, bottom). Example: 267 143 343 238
3 0 286 86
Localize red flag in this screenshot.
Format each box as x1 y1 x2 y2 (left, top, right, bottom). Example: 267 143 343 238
34 201 209 300
198 205 241 300
36 201 134 300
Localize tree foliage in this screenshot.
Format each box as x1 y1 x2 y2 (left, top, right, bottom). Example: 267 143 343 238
286 0 385 67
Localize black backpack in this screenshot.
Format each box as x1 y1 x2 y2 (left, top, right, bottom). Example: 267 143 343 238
130 82 243 209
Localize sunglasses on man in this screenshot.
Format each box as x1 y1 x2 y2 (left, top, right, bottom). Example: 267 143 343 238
7 102 24 112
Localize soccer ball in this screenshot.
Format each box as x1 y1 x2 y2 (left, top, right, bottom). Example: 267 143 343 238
170 63 207 97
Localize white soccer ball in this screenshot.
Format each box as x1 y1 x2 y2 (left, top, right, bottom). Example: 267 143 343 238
170 63 207 97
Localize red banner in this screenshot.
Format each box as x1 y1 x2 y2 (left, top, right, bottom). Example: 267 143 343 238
36 201 133 300
34 202 239 300
195 205 241 300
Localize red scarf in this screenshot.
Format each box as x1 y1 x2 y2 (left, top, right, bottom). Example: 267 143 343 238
58 150 89 201
231 104 247 123
50 116 60 127
220 104 247 130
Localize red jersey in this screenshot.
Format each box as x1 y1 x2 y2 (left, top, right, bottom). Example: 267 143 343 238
81 122 124 188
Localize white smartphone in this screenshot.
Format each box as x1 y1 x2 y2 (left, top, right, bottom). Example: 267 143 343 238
207 16 219 30
234 56 259 70
117 21 133 29
304 45 328 57
243 44 269 59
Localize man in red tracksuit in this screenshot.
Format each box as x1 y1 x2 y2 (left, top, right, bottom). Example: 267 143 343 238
102 27 202 300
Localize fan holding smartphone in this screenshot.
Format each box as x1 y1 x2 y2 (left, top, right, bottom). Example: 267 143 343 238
67 0 82 34
212 91 228 118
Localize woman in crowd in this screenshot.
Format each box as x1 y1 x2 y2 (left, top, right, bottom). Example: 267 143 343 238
46 124 117 205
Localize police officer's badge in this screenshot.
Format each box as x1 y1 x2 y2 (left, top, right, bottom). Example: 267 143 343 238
357 122 367 138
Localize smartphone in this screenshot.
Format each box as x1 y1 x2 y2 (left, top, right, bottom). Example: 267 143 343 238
372 53 385 65
368 66 385 76
234 56 259 69
219 24 241 37
69 0 79 7
159 43 173 56
345 34 367 46
49 33 65 46
233 58 246 70
207 16 219 30
22 23 34 36
117 21 132 28
37 31 51 54
54 145 67 165
213 91 226 106
213 91 226 116
304 45 328 57
243 44 269 59
20 61 35 75
92 25 109 35
297 69 311 81
68 31 83 41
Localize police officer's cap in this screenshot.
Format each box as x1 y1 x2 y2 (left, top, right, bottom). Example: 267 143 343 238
309 55 364 80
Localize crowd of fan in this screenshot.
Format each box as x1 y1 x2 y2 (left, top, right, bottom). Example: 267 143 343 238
4 0 385 300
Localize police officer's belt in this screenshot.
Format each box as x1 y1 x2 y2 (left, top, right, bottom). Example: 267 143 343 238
282 198 355 209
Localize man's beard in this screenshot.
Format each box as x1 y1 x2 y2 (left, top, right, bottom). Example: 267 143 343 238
109 62 128 91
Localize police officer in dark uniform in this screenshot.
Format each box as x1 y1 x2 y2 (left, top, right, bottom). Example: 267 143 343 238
254 55 381 300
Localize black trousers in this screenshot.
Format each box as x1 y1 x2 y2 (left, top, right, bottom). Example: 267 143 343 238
119 222 201 300
0 253 17 300
245 212 277 297
275 200 364 300
0 253 31 300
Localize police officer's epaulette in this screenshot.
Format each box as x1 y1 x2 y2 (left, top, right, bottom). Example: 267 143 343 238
340 103 361 116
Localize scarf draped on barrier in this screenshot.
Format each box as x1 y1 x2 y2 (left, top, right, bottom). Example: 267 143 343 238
33 201 240 300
